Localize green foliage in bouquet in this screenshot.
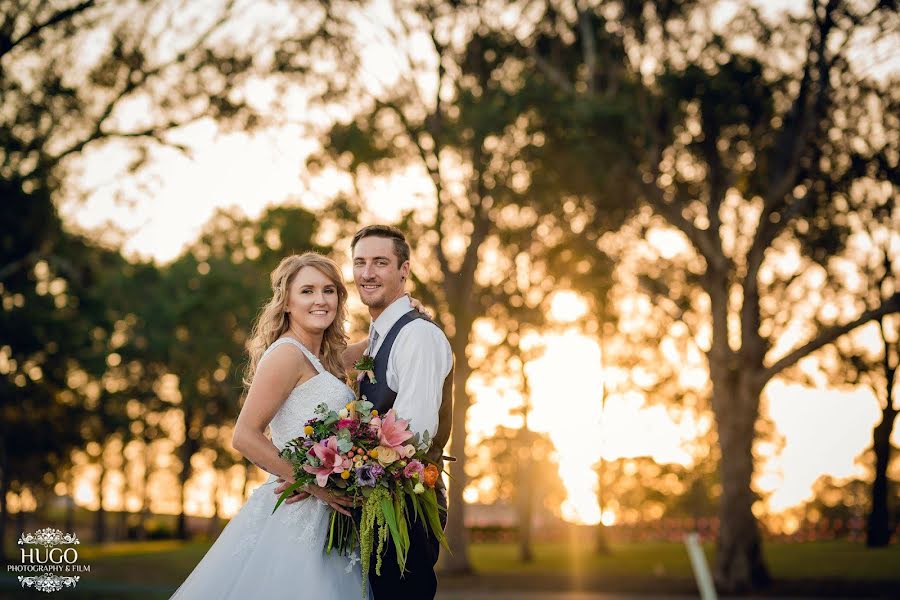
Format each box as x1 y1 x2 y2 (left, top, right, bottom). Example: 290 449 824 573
273 398 448 596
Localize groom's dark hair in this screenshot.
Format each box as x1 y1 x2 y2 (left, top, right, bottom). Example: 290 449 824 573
351 225 410 266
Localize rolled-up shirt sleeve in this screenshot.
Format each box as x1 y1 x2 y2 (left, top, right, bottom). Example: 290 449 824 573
386 321 453 446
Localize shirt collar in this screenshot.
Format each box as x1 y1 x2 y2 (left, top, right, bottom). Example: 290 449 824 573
371 295 412 341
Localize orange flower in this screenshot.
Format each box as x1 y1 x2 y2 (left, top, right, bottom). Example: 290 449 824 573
423 464 439 488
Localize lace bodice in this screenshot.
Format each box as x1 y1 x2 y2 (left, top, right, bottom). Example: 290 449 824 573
262 337 355 449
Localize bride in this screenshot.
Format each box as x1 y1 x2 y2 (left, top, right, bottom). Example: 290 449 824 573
171 252 407 599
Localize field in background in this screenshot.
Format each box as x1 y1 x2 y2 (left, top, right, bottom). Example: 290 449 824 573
3 540 899 599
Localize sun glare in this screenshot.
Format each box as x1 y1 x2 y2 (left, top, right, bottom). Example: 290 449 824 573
526 330 604 524
549 291 589 323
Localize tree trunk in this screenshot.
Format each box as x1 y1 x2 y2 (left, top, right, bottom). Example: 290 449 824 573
64 496 75 535
242 462 254 502
15 503 26 543
94 458 107 543
517 434 533 563
0 453 8 562
595 347 610 555
867 319 897 548
138 437 153 540
866 403 896 547
177 407 198 540
206 473 220 539
439 337 472 574
595 456 610 555
64 470 75 535
712 379 770 592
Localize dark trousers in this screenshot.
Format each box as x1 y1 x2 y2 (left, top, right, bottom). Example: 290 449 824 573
369 485 447 600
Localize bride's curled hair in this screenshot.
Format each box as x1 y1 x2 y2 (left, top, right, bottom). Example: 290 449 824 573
244 252 349 387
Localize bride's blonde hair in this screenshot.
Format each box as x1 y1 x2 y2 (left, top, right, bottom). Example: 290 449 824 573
244 253 349 387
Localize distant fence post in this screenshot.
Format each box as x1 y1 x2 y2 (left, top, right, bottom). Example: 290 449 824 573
684 532 717 600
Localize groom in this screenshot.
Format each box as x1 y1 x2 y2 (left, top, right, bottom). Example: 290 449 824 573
352 225 453 599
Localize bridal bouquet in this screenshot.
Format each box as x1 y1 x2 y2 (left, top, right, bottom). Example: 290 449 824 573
273 399 447 592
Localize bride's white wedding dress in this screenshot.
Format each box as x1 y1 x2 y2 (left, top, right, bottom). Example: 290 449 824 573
171 337 371 600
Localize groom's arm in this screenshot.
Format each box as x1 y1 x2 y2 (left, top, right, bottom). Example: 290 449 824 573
388 322 452 443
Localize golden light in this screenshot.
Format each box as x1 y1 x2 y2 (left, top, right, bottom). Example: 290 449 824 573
549 291 589 323
526 330 604 525
757 380 882 512
74 478 96 507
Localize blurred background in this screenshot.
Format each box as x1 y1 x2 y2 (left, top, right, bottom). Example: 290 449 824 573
1 0 898 598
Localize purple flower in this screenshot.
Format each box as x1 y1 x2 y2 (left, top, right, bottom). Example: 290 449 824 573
356 464 377 487
403 460 425 479
370 464 385 479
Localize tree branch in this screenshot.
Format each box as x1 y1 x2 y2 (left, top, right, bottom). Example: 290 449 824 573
743 190 816 304
747 1 838 293
577 3 597 95
424 20 451 282
47 0 236 166
759 292 900 384
643 180 729 274
373 96 451 279
0 0 95 60
525 42 574 94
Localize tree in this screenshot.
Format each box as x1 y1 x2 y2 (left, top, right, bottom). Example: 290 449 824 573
499 0 900 590
2 0 321 545
0 188 127 555
0 0 342 544
823 195 899 547
295 1 626 570
147 206 320 538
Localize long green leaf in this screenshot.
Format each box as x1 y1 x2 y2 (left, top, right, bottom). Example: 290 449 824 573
379 496 408 569
409 491 423 524
421 488 450 552
326 509 336 554
272 480 304 513
393 493 410 571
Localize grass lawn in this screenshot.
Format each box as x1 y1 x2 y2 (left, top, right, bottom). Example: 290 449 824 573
469 539 900 580
2 539 898 598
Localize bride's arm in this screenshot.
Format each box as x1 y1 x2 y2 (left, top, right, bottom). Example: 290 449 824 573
232 347 311 482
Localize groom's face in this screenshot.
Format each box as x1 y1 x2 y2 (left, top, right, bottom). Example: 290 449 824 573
352 236 410 310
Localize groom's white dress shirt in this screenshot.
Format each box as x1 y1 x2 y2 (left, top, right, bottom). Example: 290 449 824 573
367 295 453 443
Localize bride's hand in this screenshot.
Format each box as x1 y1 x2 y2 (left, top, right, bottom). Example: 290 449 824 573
274 477 309 504
273 478 355 516
407 294 432 319
303 485 356 517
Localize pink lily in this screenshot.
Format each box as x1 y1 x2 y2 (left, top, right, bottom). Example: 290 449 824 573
302 436 351 487
378 409 414 450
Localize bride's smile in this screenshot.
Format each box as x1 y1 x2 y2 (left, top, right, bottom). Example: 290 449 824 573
286 267 340 332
